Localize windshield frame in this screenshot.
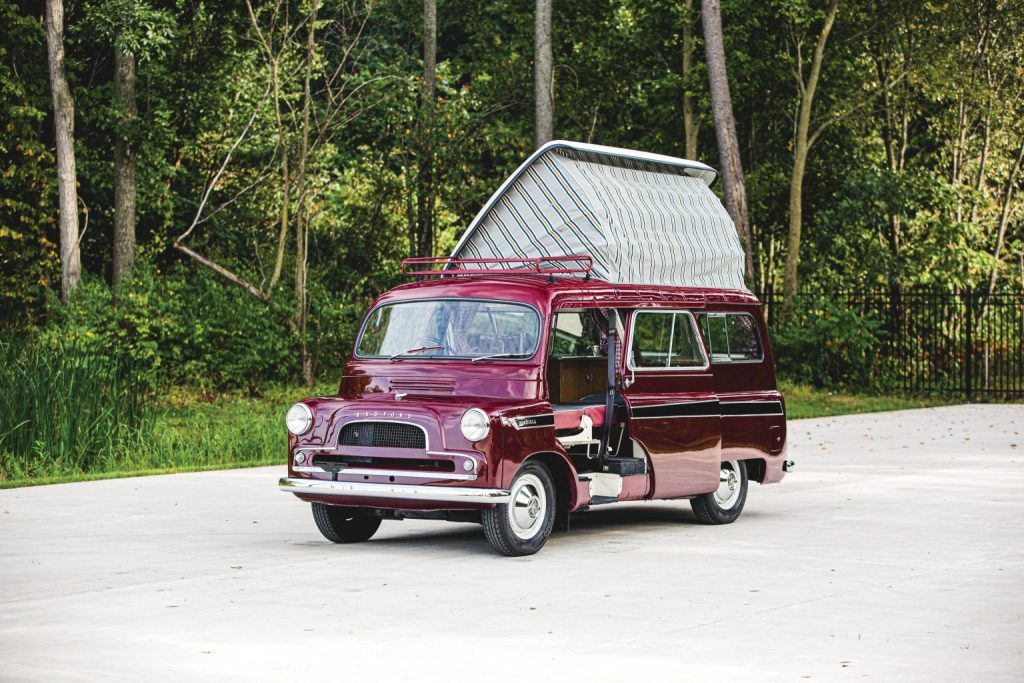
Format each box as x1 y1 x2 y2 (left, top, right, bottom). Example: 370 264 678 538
353 297 544 362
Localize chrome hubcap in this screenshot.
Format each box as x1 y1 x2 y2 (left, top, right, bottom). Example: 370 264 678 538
508 473 546 540
714 461 742 510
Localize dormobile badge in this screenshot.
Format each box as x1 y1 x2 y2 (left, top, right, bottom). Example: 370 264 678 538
278 141 789 556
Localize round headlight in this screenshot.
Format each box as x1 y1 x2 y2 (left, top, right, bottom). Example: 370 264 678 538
286 403 313 436
460 408 490 442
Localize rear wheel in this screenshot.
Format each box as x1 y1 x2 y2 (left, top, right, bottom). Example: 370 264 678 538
311 503 382 543
690 460 748 524
482 461 556 556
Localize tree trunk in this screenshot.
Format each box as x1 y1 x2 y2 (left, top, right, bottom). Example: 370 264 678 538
295 0 319 385
682 0 699 159
113 44 137 294
268 56 290 290
246 1 291 291
782 0 839 317
414 0 437 259
44 0 81 303
701 0 753 280
984 136 1024 300
534 0 553 148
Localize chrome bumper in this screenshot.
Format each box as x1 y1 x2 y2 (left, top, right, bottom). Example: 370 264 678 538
278 477 511 504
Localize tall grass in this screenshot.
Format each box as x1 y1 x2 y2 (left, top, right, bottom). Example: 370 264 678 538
0 360 318 486
0 339 151 479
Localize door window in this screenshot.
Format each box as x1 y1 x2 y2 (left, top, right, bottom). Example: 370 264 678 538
629 311 707 369
550 310 608 358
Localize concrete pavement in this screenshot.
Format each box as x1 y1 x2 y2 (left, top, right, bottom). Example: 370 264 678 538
1 404 1022 681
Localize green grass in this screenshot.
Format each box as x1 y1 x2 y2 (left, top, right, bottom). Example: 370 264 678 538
1 379 963 489
780 381 956 419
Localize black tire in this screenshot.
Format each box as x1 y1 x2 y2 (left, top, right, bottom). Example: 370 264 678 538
311 503 382 543
690 460 748 524
482 461 556 556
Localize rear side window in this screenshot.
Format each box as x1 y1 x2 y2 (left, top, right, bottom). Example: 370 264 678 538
629 311 707 369
696 312 763 362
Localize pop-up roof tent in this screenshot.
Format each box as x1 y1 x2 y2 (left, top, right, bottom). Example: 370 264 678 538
448 140 746 290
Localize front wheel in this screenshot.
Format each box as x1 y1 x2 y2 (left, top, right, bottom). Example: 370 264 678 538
311 503 382 543
690 460 748 524
482 461 556 556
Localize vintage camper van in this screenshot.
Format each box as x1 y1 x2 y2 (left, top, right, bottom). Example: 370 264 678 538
278 141 791 556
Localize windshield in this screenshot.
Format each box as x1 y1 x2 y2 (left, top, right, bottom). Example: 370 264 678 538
356 299 541 360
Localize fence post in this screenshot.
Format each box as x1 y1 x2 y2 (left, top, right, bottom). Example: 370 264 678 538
964 286 973 401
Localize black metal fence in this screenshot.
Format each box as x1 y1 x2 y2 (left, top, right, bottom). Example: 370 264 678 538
759 287 1024 399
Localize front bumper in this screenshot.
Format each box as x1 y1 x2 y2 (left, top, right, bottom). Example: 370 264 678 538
278 477 511 504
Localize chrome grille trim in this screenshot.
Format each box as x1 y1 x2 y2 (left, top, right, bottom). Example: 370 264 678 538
340 421 426 449
291 466 477 480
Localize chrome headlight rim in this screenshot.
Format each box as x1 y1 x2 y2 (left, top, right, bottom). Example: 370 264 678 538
286 402 314 436
460 407 491 443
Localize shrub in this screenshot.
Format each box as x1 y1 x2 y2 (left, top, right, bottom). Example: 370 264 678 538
43 261 300 391
772 293 886 389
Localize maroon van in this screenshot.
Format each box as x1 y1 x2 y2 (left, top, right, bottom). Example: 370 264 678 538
278 141 792 555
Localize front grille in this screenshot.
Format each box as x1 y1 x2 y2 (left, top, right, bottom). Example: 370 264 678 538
340 422 426 449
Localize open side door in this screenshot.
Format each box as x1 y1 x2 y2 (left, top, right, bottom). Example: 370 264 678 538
622 310 722 499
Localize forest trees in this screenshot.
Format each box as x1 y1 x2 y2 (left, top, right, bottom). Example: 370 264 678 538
2 0 1022 387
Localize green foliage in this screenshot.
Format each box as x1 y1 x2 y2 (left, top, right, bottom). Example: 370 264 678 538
0 336 149 479
772 293 885 389
0 2 59 327
82 0 176 59
45 261 300 391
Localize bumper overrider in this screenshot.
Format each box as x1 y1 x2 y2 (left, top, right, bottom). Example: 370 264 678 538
278 477 511 504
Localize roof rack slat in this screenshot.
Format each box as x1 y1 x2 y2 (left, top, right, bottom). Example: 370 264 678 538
401 255 593 279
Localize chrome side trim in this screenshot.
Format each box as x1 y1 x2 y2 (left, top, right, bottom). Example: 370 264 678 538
720 412 785 417
291 466 477 480
508 414 555 430
278 477 510 504
630 414 720 420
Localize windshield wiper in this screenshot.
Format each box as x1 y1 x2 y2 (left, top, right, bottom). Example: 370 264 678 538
471 352 529 364
389 346 443 361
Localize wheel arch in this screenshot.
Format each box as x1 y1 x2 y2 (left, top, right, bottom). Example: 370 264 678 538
516 451 580 512
744 457 766 484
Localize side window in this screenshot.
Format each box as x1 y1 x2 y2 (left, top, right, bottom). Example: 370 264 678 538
726 314 763 360
630 311 707 369
550 310 607 358
696 312 763 363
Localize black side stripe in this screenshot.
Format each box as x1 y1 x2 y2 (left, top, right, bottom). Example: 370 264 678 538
630 400 784 419
720 400 785 416
630 401 721 419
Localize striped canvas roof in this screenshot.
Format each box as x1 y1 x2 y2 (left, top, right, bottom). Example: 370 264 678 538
449 140 746 290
